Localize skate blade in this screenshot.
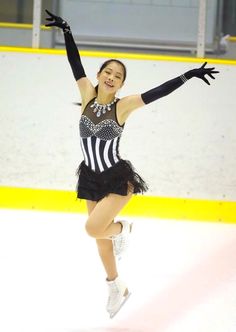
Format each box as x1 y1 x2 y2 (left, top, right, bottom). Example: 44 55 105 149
109 292 131 319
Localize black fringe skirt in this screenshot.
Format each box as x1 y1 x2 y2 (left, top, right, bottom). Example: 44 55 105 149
76 159 148 202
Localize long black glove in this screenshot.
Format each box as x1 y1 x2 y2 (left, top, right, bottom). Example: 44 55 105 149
141 62 219 105
45 9 86 81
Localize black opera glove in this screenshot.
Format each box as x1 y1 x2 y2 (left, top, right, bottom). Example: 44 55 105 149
184 62 219 85
45 9 86 81
141 62 219 105
45 9 70 33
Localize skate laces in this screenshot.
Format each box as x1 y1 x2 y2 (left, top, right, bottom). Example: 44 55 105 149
112 221 131 256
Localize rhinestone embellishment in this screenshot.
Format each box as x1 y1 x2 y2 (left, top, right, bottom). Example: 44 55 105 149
90 97 118 117
80 115 123 140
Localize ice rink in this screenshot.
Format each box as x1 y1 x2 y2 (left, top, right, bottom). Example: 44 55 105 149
0 208 236 332
1 44 236 332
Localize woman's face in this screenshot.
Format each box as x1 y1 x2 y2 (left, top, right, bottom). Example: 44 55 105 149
97 61 125 94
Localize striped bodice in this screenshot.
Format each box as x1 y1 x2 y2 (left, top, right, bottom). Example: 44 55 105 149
79 98 124 173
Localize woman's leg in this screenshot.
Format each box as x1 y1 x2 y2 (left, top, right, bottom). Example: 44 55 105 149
96 238 118 281
85 193 132 280
86 199 118 281
86 197 131 317
85 192 133 239
86 199 97 215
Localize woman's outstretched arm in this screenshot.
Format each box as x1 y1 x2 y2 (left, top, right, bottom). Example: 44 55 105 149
117 62 219 124
45 10 96 103
141 62 219 104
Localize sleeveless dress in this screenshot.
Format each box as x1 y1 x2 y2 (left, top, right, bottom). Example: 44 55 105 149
76 97 148 201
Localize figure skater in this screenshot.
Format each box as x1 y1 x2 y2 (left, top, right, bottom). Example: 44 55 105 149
45 9 219 318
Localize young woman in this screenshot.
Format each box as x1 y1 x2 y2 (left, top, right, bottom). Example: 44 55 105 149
45 10 219 318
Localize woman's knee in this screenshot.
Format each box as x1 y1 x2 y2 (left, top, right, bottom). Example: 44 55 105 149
85 218 96 237
85 217 105 238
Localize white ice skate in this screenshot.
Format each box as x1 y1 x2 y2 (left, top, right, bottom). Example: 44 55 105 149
112 220 133 260
106 277 131 319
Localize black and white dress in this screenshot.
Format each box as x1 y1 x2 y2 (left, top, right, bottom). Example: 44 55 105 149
76 97 148 201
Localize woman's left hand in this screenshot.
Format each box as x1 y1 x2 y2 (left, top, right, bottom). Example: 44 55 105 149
185 62 219 85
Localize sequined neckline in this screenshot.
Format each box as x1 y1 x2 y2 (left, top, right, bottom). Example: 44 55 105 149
90 97 118 118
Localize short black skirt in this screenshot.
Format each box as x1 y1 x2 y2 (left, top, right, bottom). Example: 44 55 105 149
76 159 148 202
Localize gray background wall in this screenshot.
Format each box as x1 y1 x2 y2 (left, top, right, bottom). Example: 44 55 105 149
1 0 234 56
0 51 235 201
58 0 218 49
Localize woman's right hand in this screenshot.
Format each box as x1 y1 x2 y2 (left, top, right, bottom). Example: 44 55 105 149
45 9 70 32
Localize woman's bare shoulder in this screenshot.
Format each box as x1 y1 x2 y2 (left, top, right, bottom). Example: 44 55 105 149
77 77 96 106
81 95 96 114
116 94 145 123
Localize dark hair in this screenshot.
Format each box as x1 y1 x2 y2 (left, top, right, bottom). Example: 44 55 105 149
95 59 127 93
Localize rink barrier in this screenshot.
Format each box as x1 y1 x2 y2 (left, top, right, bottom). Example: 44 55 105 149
227 36 236 42
1 48 235 222
0 186 235 223
0 22 49 30
1 46 236 66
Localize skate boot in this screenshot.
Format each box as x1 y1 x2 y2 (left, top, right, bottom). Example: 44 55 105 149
106 277 131 318
112 220 133 260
